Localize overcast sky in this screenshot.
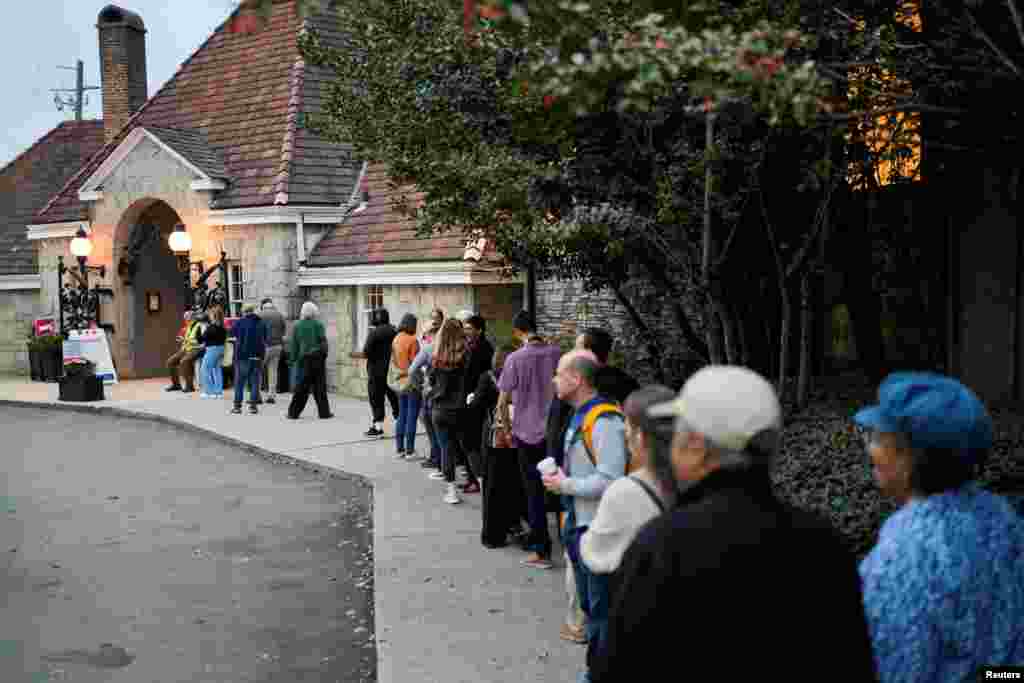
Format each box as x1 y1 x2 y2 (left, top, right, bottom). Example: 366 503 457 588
0 1 242 166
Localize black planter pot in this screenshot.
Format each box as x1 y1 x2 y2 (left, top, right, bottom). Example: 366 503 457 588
58 374 105 402
28 347 42 381
39 348 63 382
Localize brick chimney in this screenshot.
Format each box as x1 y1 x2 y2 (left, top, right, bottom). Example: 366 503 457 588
97 5 148 144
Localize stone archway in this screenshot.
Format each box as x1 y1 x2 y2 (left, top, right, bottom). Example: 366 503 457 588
112 199 189 378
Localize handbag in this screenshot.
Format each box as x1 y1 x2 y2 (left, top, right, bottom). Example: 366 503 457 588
491 421 513 449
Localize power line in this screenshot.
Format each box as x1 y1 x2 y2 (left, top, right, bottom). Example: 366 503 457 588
52 60 100 121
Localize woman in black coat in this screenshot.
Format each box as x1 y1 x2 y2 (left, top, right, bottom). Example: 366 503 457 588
470 345 528 548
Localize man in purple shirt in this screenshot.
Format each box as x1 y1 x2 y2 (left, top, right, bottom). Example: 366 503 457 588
497 310 562 569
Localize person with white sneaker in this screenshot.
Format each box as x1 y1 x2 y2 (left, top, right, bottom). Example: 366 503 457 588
426 319 470 504
198 305 227 399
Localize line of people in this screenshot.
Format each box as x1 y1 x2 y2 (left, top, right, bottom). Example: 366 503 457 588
367 304 1024 682
165 299 334 420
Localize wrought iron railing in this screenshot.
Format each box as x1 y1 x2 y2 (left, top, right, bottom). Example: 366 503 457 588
58 255 106 336
189 251 229 315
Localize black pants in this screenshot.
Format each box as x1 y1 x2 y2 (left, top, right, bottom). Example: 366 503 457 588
367 373 398 423
459 407 485 482
288 353 331 418
481 444 528 547
517 441 553 558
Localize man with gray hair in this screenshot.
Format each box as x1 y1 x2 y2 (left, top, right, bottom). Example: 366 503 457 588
543 349 628 683
590 365 876 682
259 297 286 404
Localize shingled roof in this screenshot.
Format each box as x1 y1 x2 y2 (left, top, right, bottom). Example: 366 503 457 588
35 0 359 225
307 163 473 266
0 120 105 275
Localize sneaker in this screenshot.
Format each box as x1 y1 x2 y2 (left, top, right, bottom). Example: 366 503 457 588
182 388 196 394
428 471 446 481
319 413 334 419
165 385 182 392
521 553 554 570
248 405 258 415
394 451 408 460
266 397 276 405
364 426 384 438
559 623 588 645
405 450 421 460
443 484 462 505
231 406 242 414
460 481 481 494
420 459 437 469
199 393 211 399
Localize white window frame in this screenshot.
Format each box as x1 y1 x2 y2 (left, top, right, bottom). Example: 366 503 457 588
356 284 384 350
227 261 246 318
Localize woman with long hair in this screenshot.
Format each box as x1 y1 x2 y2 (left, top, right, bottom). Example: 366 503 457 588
427 318 468 504
198 306 227 398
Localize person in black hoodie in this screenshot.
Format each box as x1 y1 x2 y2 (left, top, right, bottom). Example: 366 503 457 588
363 308 399 437
458 314 494 494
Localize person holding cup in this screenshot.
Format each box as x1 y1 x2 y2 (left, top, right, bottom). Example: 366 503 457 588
542 349 628 683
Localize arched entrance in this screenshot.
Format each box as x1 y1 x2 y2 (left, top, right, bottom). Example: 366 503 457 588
115 200 190 378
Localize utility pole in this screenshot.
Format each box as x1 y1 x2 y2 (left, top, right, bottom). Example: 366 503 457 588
53 60 100 121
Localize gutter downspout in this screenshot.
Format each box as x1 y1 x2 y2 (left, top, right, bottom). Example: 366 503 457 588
296 212 306 266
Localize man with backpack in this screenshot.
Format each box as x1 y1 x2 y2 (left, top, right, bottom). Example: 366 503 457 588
542 349 628 683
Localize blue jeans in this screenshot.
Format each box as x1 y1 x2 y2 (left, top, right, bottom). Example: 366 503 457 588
434 422 457 483
291 361 303 392
234 358 262 406
564 506 610 656
201 345 225 396
422 400 441 466
396 392 422 453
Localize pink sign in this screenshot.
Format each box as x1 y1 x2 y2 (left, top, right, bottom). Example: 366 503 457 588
34 318 56 336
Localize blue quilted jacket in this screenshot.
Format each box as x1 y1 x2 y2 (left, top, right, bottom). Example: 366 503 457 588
859 483 1024 682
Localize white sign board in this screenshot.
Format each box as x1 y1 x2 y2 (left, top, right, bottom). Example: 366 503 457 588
62 328 119 384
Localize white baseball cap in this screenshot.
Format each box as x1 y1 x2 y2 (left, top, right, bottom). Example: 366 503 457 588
648 365 782 452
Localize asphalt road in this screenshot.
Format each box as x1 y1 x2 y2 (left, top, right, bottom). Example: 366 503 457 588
0 405 375 683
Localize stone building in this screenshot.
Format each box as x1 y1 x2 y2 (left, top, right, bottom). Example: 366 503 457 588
8 1 523 395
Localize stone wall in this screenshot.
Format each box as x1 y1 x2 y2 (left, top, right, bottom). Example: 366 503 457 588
536 277 705 387
0 290 43 375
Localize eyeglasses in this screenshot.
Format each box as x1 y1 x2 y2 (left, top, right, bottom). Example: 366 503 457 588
861 428 882 450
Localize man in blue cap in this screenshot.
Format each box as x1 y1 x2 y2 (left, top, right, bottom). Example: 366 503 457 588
854 372 1024 683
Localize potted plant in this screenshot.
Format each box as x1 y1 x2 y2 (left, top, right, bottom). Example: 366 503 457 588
32 334 64 382
59 356 104 402
26 332 43 381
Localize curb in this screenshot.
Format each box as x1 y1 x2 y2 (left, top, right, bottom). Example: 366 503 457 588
0 399 374 491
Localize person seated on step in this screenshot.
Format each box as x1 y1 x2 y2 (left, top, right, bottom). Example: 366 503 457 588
166 311 203 393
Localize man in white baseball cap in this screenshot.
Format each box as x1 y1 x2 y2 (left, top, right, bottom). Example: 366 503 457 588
590 365 876 682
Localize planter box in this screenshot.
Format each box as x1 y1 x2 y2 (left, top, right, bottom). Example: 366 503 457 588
39 347 62 382
58 375 105 402
27 347 42 381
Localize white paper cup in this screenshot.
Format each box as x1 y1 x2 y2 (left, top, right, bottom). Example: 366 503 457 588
537 457 558 476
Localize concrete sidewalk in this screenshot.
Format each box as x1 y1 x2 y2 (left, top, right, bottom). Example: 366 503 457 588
0 378 581 683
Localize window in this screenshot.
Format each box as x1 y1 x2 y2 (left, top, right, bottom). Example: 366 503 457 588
356 285 385 350
227 261 245 317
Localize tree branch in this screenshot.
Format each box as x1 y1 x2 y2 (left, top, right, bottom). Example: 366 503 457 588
1008 0 1024 51
965 7 1024 79
609 284 668 384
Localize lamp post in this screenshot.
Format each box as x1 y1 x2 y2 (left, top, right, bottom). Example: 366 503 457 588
168 223 196 309
58 227 106 335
